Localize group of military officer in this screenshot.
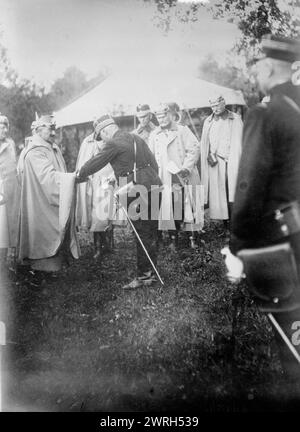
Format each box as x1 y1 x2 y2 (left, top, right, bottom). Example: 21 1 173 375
1 32 300 388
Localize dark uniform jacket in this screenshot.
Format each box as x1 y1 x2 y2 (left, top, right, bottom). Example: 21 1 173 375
78 129 162 190
230 81 300 254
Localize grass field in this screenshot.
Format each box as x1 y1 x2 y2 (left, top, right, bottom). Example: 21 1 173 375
2 221 300 412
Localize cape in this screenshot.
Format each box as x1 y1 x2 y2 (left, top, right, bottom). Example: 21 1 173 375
0 138 20 248
18 135 79 260
200 110 243 219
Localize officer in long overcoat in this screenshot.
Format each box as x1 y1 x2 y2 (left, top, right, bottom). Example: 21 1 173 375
227 34 300 384
0 113 19 265
148 104 204 247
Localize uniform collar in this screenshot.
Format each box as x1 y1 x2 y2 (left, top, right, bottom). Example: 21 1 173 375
207 109 234 123
137 122 156 133
31 134 59 151
156 121 178 134
86 133 95 142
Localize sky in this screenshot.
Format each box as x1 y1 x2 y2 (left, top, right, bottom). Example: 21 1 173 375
0 0 241 89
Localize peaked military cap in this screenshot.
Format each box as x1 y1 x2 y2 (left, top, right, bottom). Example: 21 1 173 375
93 114 115 136
136 104 151 117
259 33 300 63
166 102 180 112
153 103 170 115
209 94 225 105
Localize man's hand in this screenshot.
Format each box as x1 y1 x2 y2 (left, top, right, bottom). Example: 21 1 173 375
221 246 245 284
75 170 87 183
177 168 190 179
107 176 116 187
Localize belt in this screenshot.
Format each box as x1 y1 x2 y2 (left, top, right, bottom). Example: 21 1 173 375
124 163 151 177
217 154 228 162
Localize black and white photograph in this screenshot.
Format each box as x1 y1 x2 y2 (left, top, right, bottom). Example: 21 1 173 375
0 0 300 415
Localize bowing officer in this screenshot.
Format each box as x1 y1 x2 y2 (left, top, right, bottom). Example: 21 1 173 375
77 114 162 289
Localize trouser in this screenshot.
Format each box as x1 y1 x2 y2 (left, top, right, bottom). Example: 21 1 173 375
132 218 158 276
168 183 185 241
93 228 113 251
129 190 160 277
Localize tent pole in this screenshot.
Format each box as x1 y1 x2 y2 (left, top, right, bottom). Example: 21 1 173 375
183 107 201 142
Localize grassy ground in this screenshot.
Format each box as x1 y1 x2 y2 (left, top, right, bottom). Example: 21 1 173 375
2 220 300 412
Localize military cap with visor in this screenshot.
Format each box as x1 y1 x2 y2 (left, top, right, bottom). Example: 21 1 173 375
253 33 300 64
136 104 151 117
93 114 116 139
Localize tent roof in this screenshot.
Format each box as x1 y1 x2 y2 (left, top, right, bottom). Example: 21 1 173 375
55 73 246 128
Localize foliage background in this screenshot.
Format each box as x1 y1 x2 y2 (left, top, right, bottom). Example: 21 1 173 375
1 1 300 152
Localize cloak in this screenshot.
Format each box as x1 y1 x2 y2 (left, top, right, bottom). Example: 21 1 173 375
149 123 204 231
0 138 20 248
200 110 243 219
18 135 79 262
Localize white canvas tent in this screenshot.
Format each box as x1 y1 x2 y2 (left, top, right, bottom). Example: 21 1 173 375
55 72 246 128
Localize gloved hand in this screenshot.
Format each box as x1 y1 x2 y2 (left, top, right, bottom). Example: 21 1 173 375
177 168 190 179
221 246 245 284
107 176 116 187
75 170 87 183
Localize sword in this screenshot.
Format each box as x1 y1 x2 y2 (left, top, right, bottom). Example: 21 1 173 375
267 313 300 365
114 193 164 286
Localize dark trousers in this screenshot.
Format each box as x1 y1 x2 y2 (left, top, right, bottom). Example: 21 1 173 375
132 218 158 276
129 190 160 277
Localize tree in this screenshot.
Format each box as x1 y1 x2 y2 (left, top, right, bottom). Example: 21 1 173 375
146 0 300 54
48 66 105 111
145 0 300 105
0 31 106 148
198 54 259 105
210 0 300 57
0 33 53 147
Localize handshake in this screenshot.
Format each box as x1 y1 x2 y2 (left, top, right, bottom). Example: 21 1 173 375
74 170 88 184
